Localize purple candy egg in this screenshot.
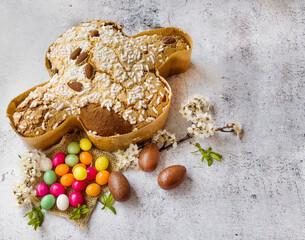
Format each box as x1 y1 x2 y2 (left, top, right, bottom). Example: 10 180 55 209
50 183 65 197
69 192 84 208
36 183 49 197
53 152 66 167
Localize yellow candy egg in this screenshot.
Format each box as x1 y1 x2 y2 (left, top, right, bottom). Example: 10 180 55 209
95 157 109 171
73 166 87 180
79 138 92 151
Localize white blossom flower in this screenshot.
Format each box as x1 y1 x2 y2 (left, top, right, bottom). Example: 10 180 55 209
231 121 243 138
12 183 36 206
12 149 50 206
20 150 46 182
180 95 216 139
152 129 177 148
115 144 140 170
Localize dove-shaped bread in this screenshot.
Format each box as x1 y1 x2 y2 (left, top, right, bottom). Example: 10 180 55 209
8 20 192 150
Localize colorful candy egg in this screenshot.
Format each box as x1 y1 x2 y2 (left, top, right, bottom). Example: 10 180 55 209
67 142 80 155
65 154 79 167
79 152 93 165
72 163 86 173
40 157 53 171
96 170 110 186
73 166 87 180
36 183 49 197
50 183 65 197
79 138 92 151
95 157 109 171
72 180 87 192
86 167 97 181
44 170 57 185
60 173 75 187
56 194 69 211
86 183 101 197
52 152 65 167
41 194 56 210
69 192 84 208
55 164 69 176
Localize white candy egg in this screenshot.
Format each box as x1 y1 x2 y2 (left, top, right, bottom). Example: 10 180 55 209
40 157 53 171
56 194 69 211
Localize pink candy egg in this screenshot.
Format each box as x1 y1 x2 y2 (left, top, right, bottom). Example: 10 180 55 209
53 152 66 167
86 167 98 181
50 183 65 197
36 183 49 197
69 192 84 208
72 180 87 192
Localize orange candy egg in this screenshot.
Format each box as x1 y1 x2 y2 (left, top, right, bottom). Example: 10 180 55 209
60 173 75 187
96 170 110 186
72 163 86 173
79 152 93 165
55 164 70 176
86 183 101 197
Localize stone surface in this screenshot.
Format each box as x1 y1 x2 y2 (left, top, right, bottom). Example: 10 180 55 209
0 0 304 239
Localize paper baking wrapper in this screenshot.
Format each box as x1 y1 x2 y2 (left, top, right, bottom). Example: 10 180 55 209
7 21 193 151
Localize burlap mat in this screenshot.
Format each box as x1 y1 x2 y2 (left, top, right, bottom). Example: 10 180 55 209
32 130 120 229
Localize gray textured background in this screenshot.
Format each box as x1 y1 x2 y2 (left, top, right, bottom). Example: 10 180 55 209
0 0 305 239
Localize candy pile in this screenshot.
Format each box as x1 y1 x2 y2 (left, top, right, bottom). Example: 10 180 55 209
36 138 110 211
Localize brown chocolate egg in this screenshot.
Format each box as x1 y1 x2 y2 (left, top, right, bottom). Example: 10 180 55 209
158 165 186 190
108 171 131 202
139 143 160 172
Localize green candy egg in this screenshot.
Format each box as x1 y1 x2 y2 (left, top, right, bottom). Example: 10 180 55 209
67 142 80 155
65 154 79 167
44 170 57 185
41 194 56 210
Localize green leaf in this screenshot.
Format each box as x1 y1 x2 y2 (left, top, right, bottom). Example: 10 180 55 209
28 219 35 225
211 152 222 159
210 153 221 161
203 152 209 159
24 205 44 230
81 209 89 214
192 143 223 166
102 195 107 204
107 194 114 205
108 206 117 215
100 193 117 215
70 204 89 220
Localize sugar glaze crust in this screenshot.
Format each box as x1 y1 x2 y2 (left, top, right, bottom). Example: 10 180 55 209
12 20 189 138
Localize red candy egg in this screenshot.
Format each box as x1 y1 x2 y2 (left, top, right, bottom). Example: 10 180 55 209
69 192 84 208
50 183 65 197
53 152 66 167
86 167 97 181
72 180 87 192
36 183 49 197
